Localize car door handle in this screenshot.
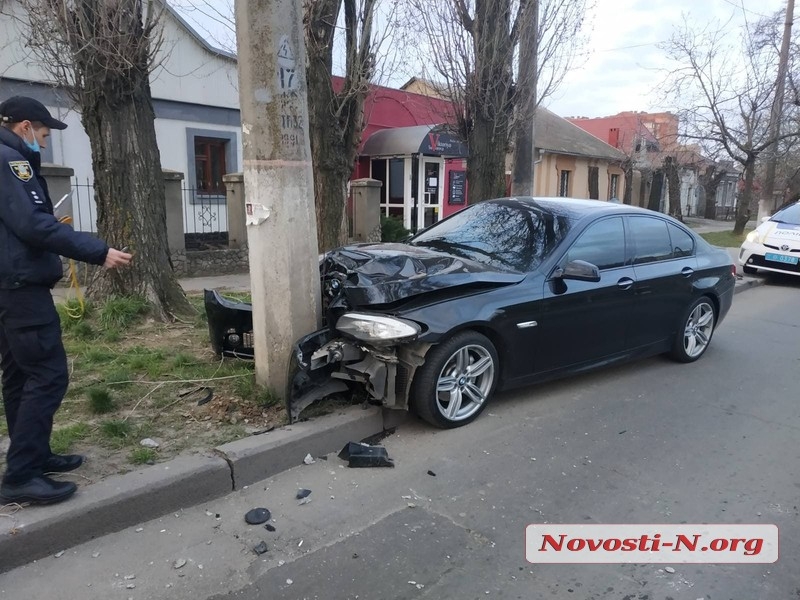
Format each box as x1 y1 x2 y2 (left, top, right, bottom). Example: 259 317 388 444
617 277 634 290
681 267 694 277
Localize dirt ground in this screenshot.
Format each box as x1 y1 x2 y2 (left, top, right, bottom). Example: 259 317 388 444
0 293 291 487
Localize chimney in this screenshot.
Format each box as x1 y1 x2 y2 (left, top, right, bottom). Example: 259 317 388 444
608 127 620 148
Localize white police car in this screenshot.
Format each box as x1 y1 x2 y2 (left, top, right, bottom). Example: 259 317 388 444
739 200 800 276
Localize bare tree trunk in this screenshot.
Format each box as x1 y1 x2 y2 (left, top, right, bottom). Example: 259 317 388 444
305 0 372 251
465 0 515 203
700 165 725 219
467 112 510 203
623 159 634 205
80 81 192 319
664 156 683 220
648 170 664 212
63 0 192 318
510 0 537 196
734 159 756 235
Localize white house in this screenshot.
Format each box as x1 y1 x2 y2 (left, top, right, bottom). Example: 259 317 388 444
0 1 242 239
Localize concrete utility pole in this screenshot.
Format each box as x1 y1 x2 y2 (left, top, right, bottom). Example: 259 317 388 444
758 0 795 222
235 0 321 394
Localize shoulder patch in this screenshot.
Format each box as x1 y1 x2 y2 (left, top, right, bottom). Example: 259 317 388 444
8 160 33 182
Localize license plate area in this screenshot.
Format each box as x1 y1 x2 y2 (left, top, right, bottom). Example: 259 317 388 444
765 252 799 265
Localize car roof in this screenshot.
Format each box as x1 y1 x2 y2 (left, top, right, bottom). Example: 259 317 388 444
489 196 665 220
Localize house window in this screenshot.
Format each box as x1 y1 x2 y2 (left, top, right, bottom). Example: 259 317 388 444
559 170 570 197
195 137 227 194
609 174 619 200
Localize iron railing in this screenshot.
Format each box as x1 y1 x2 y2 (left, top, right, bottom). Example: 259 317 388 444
182 187 229 250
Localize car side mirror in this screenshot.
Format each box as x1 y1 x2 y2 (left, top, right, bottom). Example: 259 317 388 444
554 260 601 283
760 216 770 223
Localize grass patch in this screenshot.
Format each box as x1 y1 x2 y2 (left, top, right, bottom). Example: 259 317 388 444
56 299 93 331
105 367 133 388
100 420 132 440
123 347 167 376
257 387 281 408
172 352 196 368
103 327 122 343
50 423 90 454
82 346 117 365
13 292 287 484
220 292 252 304
87 388 115 414
699 230 749 248
129 447 158 465
99 296 149 330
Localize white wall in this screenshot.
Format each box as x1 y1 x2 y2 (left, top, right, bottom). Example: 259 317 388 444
1 1 243 234
150 10 239 109
0 2 239 110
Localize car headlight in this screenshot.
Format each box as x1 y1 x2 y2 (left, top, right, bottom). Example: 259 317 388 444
336 313 421 344
745 230 761 244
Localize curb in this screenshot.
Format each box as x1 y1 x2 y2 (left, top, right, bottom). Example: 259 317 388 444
733 276 767 295
0 406 400 573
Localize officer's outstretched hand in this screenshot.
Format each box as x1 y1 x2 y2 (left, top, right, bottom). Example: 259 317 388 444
104 248 133 269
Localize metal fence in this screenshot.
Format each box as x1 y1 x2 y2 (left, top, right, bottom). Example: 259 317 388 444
69 178 98 233
182 187 229 250
64 180 230 248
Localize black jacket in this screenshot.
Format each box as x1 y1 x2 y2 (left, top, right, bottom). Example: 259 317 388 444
0 127 108 289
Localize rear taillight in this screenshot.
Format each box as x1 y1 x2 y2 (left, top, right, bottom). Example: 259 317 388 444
731 265 737 278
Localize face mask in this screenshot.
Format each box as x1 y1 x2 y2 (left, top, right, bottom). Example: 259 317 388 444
24 127 40 153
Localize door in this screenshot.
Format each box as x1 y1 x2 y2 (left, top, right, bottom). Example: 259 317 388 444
536 217 636 372
627 216 698 348
417 159 443 231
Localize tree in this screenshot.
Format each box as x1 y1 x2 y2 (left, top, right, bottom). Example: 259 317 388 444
172 0 399 252
9 0 193 319
699 162 729 219
662 12 800 235
403 0 589 204
304 0 388 251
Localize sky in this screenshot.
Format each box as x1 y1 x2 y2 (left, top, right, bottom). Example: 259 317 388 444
172 0 790 119
548 0 789 118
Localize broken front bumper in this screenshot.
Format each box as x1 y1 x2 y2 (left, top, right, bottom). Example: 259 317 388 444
204 289 255 358
286 329 430 423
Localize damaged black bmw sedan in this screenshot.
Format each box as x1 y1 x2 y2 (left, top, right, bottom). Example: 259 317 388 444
206 197 736 428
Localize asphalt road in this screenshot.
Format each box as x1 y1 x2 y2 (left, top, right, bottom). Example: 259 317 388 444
2 279 799 600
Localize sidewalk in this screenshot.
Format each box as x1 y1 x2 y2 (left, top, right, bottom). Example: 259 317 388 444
0 406 404 573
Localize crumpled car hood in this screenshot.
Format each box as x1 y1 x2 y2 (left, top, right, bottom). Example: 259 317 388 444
323 243 525 306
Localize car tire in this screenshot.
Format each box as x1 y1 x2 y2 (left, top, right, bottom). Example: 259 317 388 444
742 264 757 275
669 297 716 363
410 331 499 429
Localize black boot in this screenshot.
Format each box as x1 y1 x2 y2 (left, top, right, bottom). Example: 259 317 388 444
44 454 85 473
0 476 77 505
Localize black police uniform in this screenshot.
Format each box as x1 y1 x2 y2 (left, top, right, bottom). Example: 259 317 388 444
0 122 108 489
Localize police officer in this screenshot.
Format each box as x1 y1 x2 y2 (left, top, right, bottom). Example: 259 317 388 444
0 96 132 505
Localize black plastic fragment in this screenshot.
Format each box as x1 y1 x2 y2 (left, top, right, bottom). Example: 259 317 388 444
338 442 395 468
296 488 312 500
252 541 268 555
427 470 436 477
244 508 271 525
264 523 276 532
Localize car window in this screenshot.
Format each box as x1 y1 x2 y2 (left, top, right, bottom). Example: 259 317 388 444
771 202 800 225
564 217 625 270
668 223 695 258
410 199 572 272
629 217 673 264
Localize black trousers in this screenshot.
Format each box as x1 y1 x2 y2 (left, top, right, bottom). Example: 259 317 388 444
0 286 68 485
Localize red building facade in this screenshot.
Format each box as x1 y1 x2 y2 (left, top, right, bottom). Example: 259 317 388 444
341 79 468 232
